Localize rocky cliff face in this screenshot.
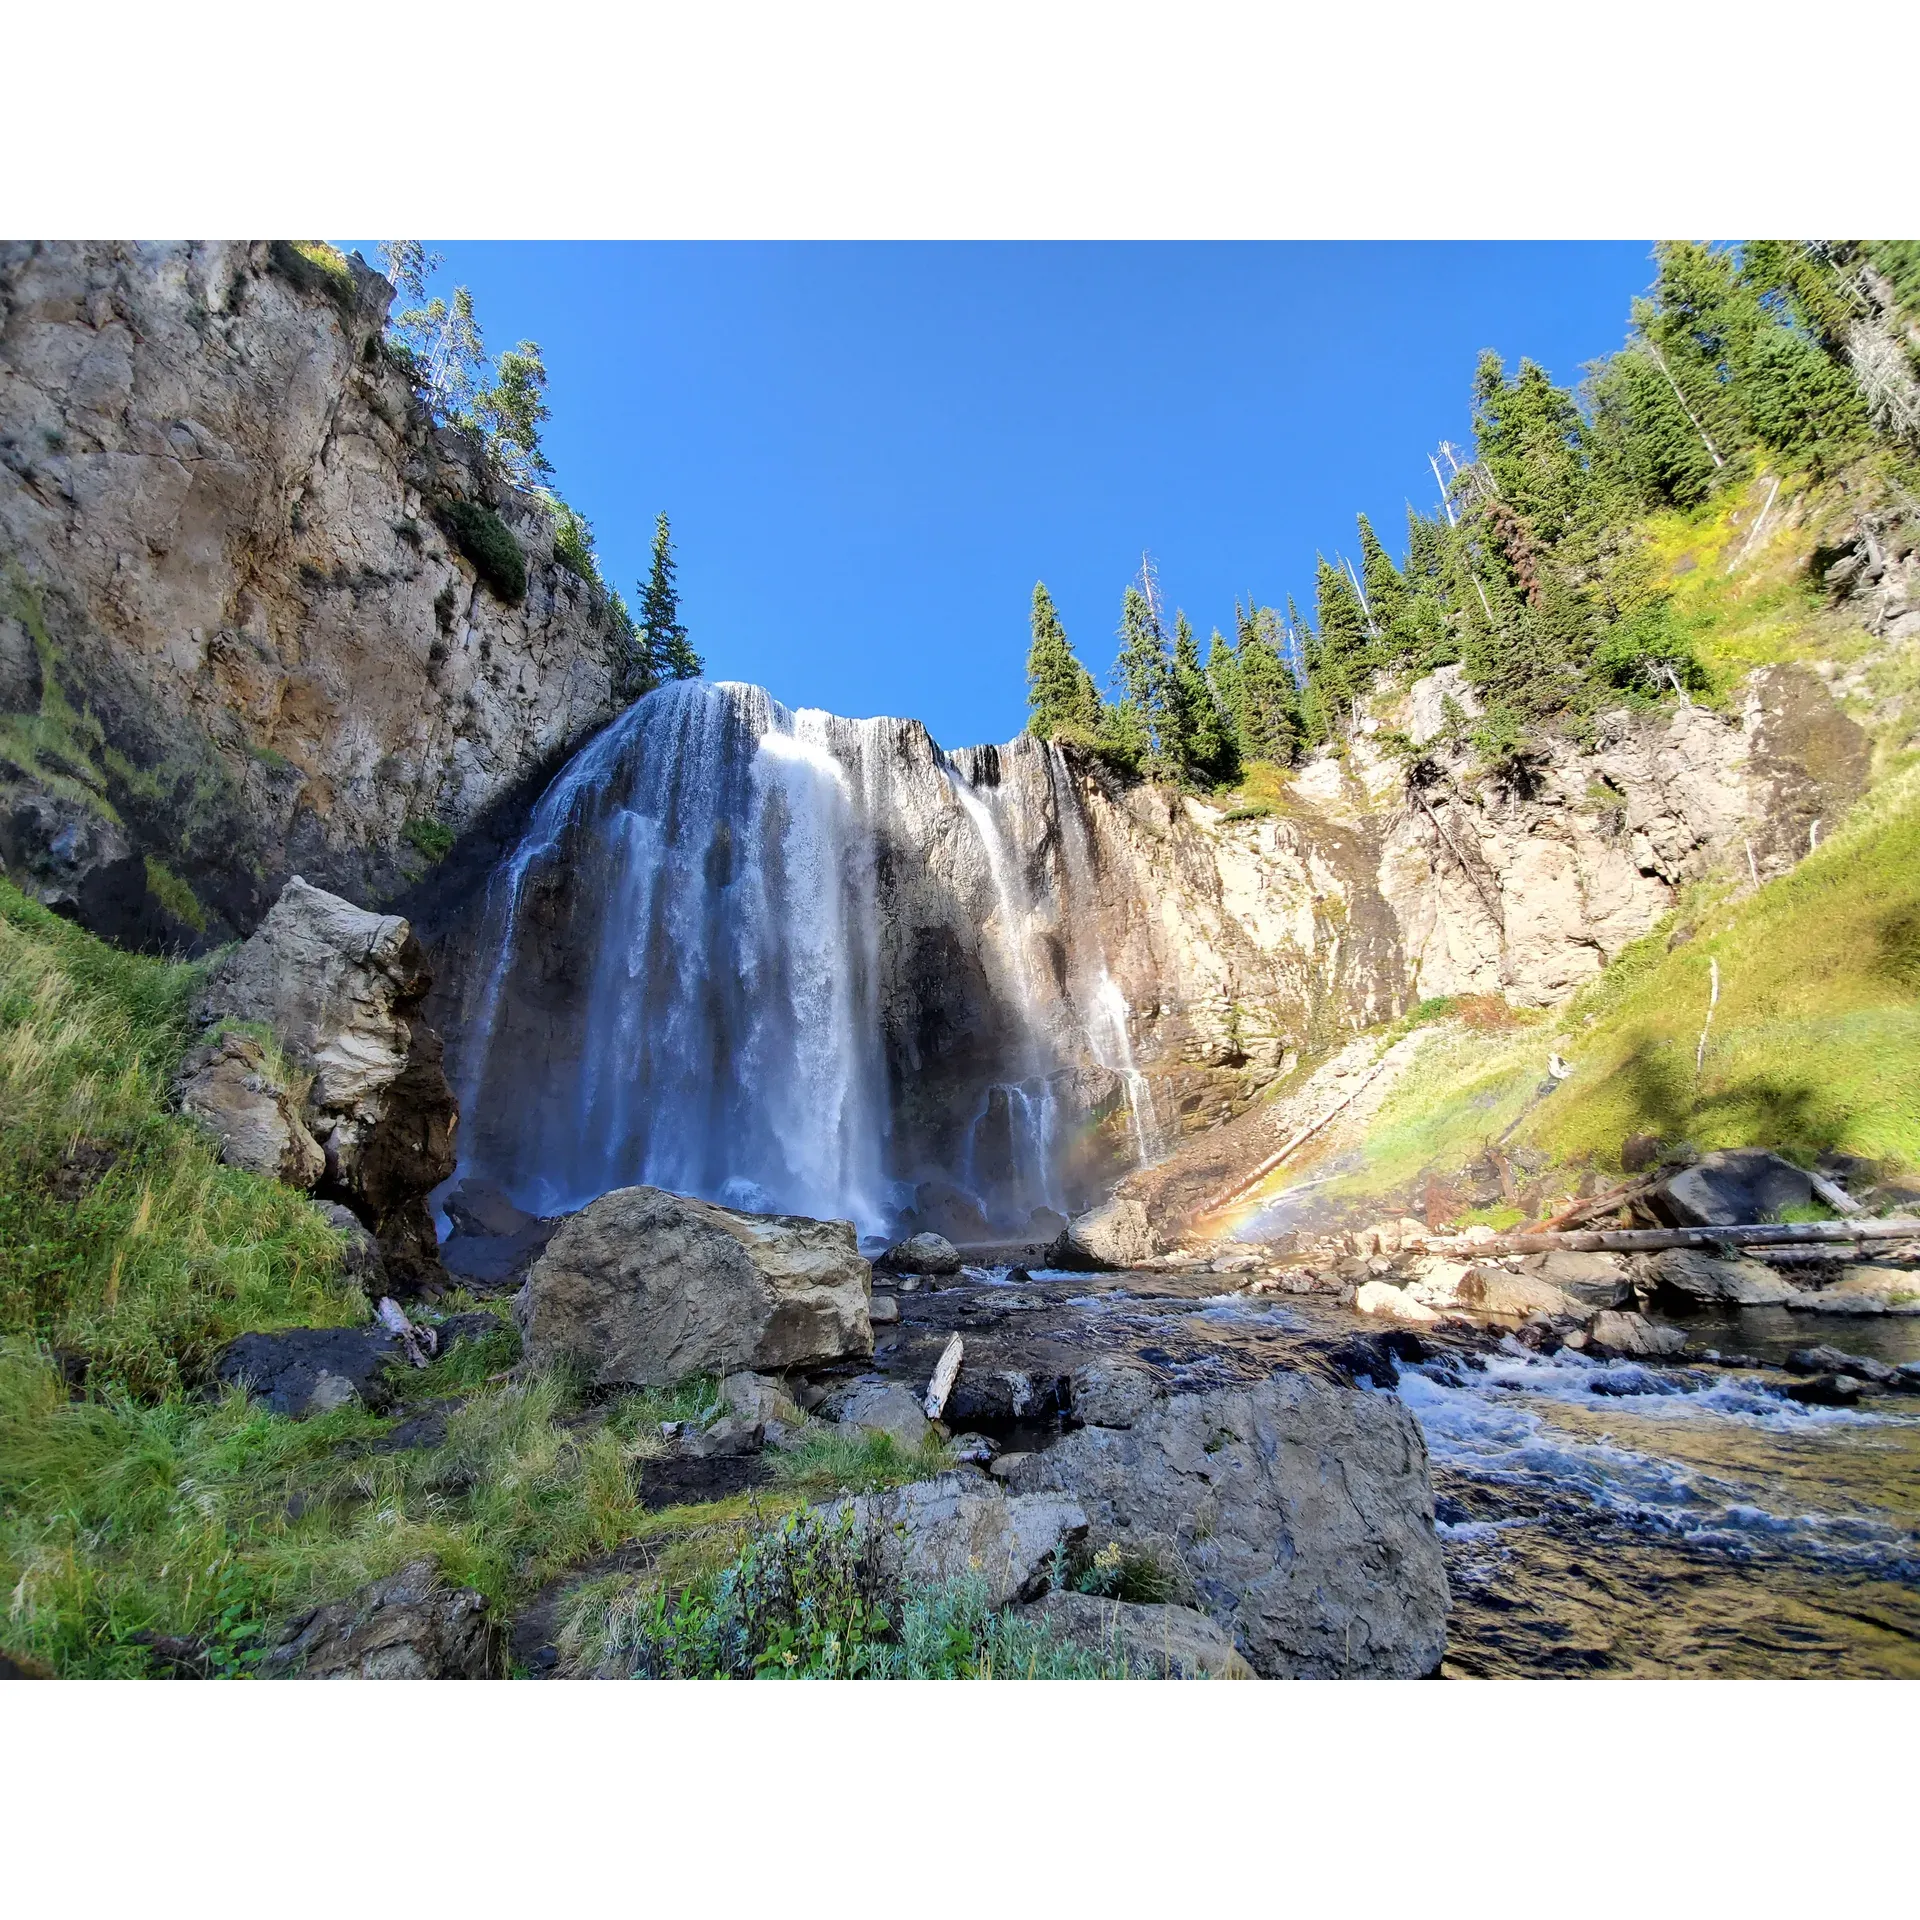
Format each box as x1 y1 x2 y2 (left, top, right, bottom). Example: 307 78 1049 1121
0 240 627 950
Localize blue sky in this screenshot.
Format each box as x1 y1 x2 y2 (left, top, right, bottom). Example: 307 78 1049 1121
344 242 1656 748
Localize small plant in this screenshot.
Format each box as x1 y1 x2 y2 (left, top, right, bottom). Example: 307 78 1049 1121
436 499 526 605
1073 1539 1177 1604
403 816 455 863
141 856 207 936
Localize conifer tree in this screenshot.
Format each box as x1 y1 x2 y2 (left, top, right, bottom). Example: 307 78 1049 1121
1025 582 1102 739
1209 624 1242 743
1169 611 1234 785
1114 582 1175 772
1357 512 1416 665
1233 607 1299 765
641 512 702 682
1312 556 1372 729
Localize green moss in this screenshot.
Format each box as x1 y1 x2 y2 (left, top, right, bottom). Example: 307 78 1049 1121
0 567 119 823
268 241 358 318
141 856 207 935
436 499 526 605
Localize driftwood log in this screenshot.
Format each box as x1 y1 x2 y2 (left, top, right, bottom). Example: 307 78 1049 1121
1419 1219 1920 1258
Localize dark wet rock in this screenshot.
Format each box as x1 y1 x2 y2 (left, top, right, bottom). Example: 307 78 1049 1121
1324 1331 1427 1390
438 1182 561 1290
1068 1358 1162 1428
1019 1591 1257 1678
815 1473 1087 1609
947 1431 1000 1467
262 1559 504 1678
215 1325 399 1417
516 1185 872 1388
314 1200 386 1294
1003 1371 1448 1678
1785 1345 1896 1385
877 1232 962 1276
636 1452 773 1511
945 1365 1067 1427
1650 1148 1814 1229
430 1311 518 1360
1644 1247 1803 1308
1785 1373 1876 1407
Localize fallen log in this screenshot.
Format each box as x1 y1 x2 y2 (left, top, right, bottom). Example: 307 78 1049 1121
1533 1175 1662 1233
1417 1219 1920 1258
923 1333 964 1420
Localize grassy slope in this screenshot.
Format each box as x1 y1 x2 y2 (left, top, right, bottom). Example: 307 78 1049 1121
0 878 953 1675
1267 471 1920 1221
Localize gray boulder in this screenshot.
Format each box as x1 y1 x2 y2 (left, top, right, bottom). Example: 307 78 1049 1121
1019 1591 1258 1678
1788 1266 1920 1314
195 878 456 1286
1587 1311 1687 1359
878 1232 962 1276
1050 1194 1161 1270
1645 1247 1803 1307
215 1325 399 1417
821 1377 933 1449
721 1371 806 1428
1457 1266 1593 1323
314 1200 387 1293
1651 1148 1813 1228
174 1031 325 1188
1003 1372 1448 1678
1069 1358 1162 1429
262 1559 503 1678
816 1473 1087 1608
515 1186 872 1389
1518 1250 1634 1307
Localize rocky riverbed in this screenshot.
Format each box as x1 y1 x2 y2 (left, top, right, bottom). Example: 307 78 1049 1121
848 1262 1920 1677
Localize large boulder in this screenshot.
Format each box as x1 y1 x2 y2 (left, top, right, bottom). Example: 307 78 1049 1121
516 1185 872 1388
1019 1591 1258 1679
1003 1372 1448 1678
816 1473 1087 1609
1517 1250 1634 1308
195 878 456 1286
1049 1194 1161 1270
820 1377 933 1448
173 1031 325 1188
877 1232 963 1276
262 1560 503 1678
1587 1310 1687 1358
1457 1267 1592 1323
1644 1247 1803 1307
1788 1266 1920 1314
1650 1149 1813 1228
1068 1358 1162 1429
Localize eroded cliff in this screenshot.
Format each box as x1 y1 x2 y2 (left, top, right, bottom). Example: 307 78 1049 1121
0 240 628 949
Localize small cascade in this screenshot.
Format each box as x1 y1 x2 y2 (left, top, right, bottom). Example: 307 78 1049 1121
1045 741 1165 1165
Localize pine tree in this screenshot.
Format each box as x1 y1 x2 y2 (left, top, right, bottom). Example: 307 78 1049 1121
1233 606 1300 764
1470 352 1595 547
641 512 702 683
1402 508 1459 666
1113 582 1174 772
476 340 554 488
1311 555 1372 730
1025 582 1101 739
1357 512 1414 665
1209 623 1242 743
1169 611 1234 784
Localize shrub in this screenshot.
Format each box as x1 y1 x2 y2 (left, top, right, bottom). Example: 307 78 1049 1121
403 816 455 863
436 499 526 605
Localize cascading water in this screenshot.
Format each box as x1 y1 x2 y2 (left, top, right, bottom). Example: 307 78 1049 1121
446 681 1165 1239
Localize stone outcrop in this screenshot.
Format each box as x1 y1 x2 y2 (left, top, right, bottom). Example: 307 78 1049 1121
195 876 455 1283
1004 1371 1449 1678
1650 1148 1815 1228
515 1185 873 1388
0 241 626 950
815 1473 1088 1610
262 1559 503 1679
173 1030 324 1188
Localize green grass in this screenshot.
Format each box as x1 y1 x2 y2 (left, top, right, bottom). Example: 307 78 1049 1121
403 816 455 863
1307 766 1920 1218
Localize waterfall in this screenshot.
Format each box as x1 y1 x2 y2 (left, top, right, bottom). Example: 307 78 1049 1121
448 682 1163 1239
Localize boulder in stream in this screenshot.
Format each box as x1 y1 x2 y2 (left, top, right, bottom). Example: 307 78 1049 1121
515 1186 873 1389
1002 1371 1448 1678
1644 1247 1803 1307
